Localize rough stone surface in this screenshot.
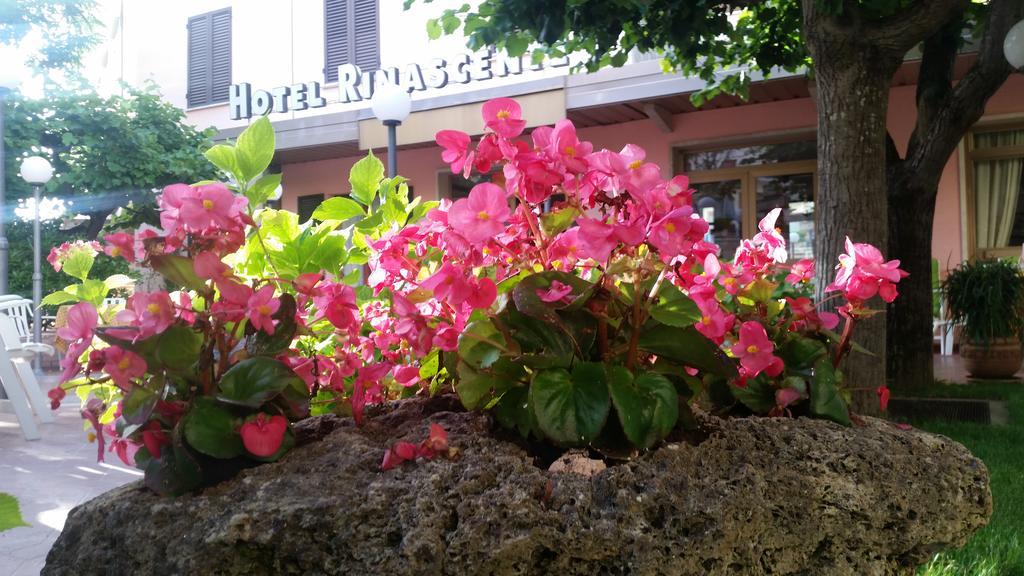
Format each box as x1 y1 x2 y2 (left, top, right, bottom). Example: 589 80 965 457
43 396 991 576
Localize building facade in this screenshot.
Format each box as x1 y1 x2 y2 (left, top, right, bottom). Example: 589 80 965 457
98 0 1024 270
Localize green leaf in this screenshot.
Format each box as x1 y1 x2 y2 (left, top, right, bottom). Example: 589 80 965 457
419 349 440 380
150 254 207 292
217 357 302 408
246 293 298 357
637 324 737 378
426 18 443 40
313 196 364 222
457 319 507 370
505 33 529 57
456 361 498 410
493 385 538 438
777 336 827 372
182 397 244 459
246 172 282 208
809 358 851 426
530 362 610 446
154 325 203 374
649 283 701 327
103 274 135 291
144 428 203 496
41 290 78 306
61 248 95 282
606 366 679 449
349 151 385 206
204 144 238 175
539 206 579 236
235 116 276 184
121 384 159 426
730 376 776 413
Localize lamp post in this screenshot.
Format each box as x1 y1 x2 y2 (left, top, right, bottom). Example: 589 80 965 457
1004 19 1024 69
19 156 54 351
370 84 412 178
0 65 21 295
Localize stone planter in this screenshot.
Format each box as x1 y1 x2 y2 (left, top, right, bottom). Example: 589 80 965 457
961 337 1022 379
44 396 991 576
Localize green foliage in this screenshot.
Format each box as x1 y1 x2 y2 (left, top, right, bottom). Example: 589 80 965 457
941 259 1024 345
0 493 29 532
217 357 304 408
0 0 100 71
530 363 610 445
183 398 245 459
408 0 988 106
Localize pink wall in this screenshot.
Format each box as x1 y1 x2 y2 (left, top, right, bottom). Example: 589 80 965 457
281 75 1024 267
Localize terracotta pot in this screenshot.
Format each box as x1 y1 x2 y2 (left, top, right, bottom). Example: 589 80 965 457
961 337 1023 379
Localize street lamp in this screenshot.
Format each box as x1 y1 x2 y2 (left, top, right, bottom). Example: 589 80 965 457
1004 19 1024 69
0 59 22 295
371 84 412 178
19 156 53 350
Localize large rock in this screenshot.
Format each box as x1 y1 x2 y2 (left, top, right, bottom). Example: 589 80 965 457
44 396 991 575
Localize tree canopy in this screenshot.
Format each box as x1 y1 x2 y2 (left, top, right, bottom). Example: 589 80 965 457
0 0 100 71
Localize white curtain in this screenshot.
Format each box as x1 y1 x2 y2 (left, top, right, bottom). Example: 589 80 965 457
975 130 1024 249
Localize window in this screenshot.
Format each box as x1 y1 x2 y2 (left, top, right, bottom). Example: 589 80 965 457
187 8 232 108
677 139 817 259
297 194 325 224
324 0 379 84
966 125 1024 259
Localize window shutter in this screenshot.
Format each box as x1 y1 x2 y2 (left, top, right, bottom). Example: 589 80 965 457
187 8 231 108
323 0 350 83
324 0 378 83
353 0 379 71
187 14 212 108
210 9 232 104
298 194 325 223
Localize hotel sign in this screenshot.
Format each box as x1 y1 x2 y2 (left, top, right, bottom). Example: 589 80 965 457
229 49 569 120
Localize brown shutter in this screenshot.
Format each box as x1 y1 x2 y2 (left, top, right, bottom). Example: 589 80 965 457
323 0 350 83
187 8 231 108
210 9 232 104
353 0 379 71
324 0 379 83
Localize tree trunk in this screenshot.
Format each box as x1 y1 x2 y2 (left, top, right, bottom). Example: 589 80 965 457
886 174 936 389
803 9 904 412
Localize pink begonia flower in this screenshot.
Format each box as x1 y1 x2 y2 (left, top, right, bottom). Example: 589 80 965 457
694 299 735 344
433 325 460 351
177 183 241 231
102 346 147 389
293 272 324 296
877 385 891 411
194 250 233 282
752 208 788 263
731 321 785 378
549 119 592 173
826 237 908 304
473 133 502 174
381 441 419 471
785 258 815 285
770 387 804 417
141 420 169 459
57 302 98 343
109 436 140 467
171 290 196 325
467 277 497 310
482 97 527 138
116 291 176 339
394 364 421 388
247 285 280 335
548 227 582 270
217 280 254 307
59 340 90 384
81 398 106 462
537 280 573 303
314 282 359 331
448 183 510 245
785 296 840 332
48 386 66 410
618 144 662 195
648 207 708 261
103 232 137 263
576 218 621 264
436 129 474 177
239 413 288 457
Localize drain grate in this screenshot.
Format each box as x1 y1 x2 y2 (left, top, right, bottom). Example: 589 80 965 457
887 397 1007 424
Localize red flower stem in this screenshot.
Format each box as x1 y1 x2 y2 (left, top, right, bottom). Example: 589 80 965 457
832 315 857 369
626 271 643 371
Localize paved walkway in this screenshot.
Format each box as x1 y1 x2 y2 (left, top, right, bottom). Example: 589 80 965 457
0 374 140 576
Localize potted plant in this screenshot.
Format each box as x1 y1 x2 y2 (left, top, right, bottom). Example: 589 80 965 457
942 258 1024 378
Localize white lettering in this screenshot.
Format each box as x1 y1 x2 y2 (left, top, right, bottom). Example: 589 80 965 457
425 58 448 88
288 83 308 111
229 83 252 120
252 90 273 116
338 64 362 103
470 51 493 81
452 53 472 84
271 86 290 113
402 63 426 92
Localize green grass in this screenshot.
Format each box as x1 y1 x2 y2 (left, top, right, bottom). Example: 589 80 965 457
911 381 1024 576
0 492 28 532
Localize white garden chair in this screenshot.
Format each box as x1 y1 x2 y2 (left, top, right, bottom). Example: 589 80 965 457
0 297 38 345
0 315 44 440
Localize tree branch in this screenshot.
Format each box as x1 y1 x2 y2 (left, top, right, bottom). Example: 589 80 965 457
906 0 1024 183
862 0 969 54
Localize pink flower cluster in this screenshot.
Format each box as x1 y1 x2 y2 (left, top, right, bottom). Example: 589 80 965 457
47 240 101 273
827 237 909 314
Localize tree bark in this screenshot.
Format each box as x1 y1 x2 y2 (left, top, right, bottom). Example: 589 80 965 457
802 4 904 409
887 0 1024 390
